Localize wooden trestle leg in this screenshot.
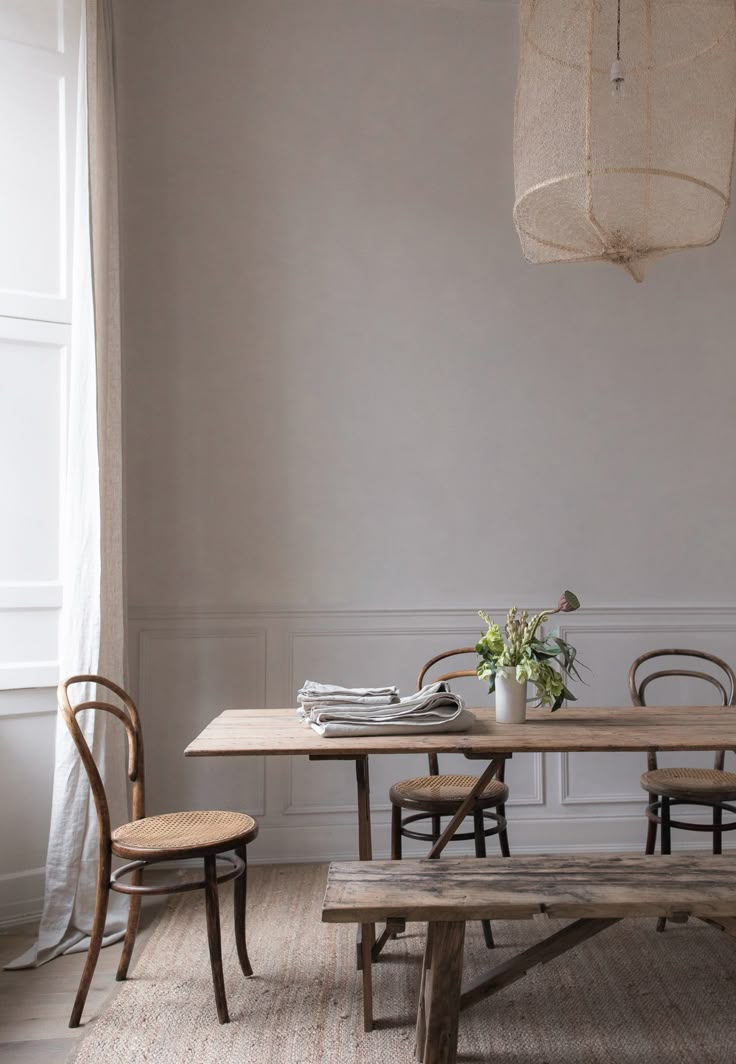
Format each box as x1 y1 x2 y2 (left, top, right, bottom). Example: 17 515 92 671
415 917 619 1064
354 755 376 1030
309 752 376 1029
415 921 466 1064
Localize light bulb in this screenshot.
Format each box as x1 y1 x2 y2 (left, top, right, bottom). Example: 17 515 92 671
610 58 625 99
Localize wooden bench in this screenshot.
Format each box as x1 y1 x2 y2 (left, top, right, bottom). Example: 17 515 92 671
322 853 736 1064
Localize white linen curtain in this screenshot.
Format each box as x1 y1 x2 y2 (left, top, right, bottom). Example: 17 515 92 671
7 0 129 969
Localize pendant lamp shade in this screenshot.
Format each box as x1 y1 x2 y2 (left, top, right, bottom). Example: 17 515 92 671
513 0 736 281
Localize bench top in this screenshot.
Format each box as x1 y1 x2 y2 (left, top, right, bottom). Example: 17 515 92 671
322 854 736 922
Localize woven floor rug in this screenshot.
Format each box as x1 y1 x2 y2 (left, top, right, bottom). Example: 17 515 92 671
68 862 736 1063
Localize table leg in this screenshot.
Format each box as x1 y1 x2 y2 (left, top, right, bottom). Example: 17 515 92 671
310 752 376 1029
355 755 376 1031
355 755 373 861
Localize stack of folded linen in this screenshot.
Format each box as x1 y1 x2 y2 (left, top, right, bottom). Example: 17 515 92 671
297 680 475 737
297 682 400 717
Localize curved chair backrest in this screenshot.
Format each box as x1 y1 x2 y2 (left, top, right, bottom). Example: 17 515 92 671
629 649 736 772
58 675 145 849
417 648 486 777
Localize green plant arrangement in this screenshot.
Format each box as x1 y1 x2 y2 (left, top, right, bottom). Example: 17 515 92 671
476 591 585 711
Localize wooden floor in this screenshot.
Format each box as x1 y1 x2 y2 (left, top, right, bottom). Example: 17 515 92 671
0 901 164 1064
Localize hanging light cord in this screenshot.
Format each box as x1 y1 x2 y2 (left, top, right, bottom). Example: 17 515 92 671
616 0 622 60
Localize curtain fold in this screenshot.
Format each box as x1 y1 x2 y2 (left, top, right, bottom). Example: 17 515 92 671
7 0 129 970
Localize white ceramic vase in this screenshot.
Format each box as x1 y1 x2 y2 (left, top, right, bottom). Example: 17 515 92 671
495 668 528 724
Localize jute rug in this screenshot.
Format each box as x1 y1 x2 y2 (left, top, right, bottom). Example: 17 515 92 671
68 862 736 1063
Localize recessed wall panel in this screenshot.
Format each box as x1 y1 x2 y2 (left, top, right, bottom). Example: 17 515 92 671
0 54 64 299
558 624 736 805
0 0 61 51
0 335 61 582
138 628 267 818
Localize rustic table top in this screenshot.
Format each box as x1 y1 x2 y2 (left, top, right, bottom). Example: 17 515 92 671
185 705 736 757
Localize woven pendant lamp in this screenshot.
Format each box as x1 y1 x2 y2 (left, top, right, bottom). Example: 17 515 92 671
513 0 736 281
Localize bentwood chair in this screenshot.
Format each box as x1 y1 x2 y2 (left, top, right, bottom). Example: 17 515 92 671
388 649 511 949
629 649 736 931
59 675 259 1027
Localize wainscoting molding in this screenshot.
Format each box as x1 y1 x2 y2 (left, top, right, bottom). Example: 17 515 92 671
126 604 736 868
4 603 735 926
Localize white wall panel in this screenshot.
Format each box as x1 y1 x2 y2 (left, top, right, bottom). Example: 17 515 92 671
0 608 59 666
0 324 65 582
0 0 80 322
0 0 61 51
0 51 65 302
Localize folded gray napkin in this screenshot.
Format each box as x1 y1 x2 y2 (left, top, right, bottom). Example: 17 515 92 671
297 681 400 716
299 680 474 737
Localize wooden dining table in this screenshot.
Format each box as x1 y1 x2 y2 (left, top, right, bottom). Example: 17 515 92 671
186 704 736 860
186 703 736 990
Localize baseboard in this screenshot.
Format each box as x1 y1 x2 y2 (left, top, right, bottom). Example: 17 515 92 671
0 867 45 930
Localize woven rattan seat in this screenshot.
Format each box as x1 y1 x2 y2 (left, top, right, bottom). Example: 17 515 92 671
390 774 508 810
112 810 258 857
641 768 736 802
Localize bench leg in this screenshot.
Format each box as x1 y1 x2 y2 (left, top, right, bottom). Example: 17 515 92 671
415 923 434 1063
360 922 374 1032
415 921 465 1064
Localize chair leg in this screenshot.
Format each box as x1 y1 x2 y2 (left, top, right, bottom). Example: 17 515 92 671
204 855 230 1024
645 793 658 855
391 804 403 860
713 806 723 855
388 807 407 939
431 815 442 843
116 865 143 982
656 797 671 933
660 797 671 855
234 845 253 978
69 862 111 1027
473 810 494 950
497 803 511 858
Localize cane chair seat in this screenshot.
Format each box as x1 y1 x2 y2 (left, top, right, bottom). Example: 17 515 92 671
390 774 509 811
112 810 259 859
640 767 736 802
